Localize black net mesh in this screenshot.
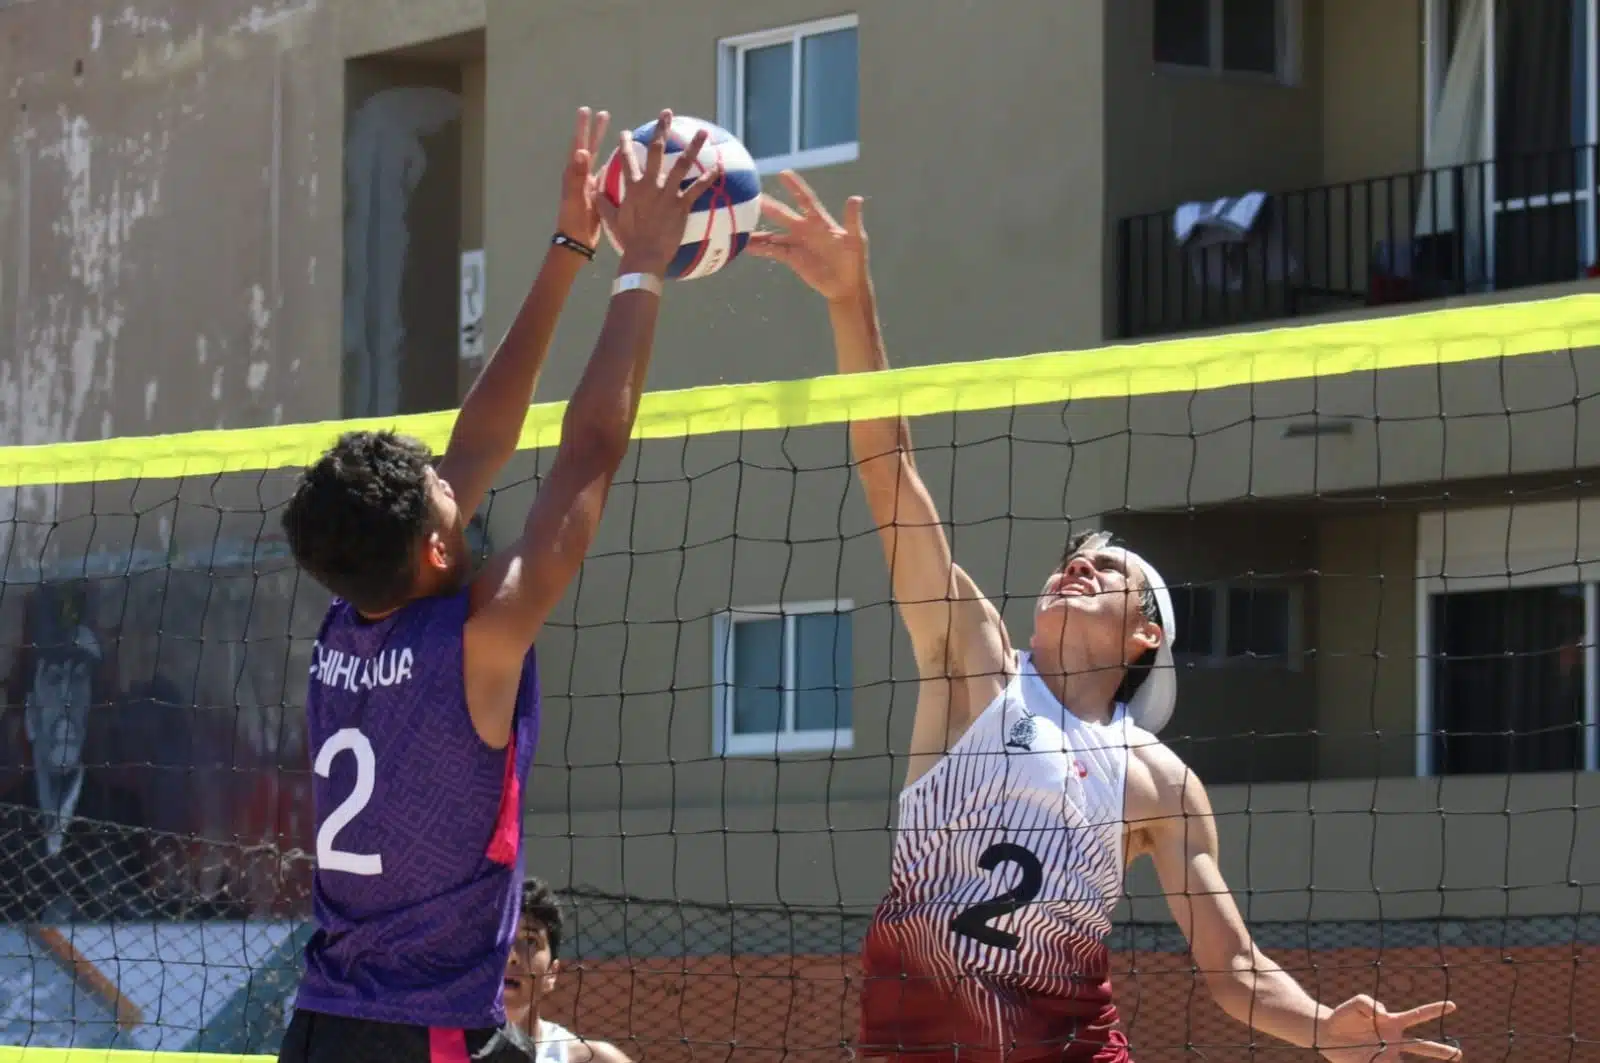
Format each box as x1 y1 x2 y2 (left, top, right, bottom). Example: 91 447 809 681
0 324 1597 1062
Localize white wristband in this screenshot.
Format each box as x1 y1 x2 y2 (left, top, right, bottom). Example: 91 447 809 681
611 272 664 298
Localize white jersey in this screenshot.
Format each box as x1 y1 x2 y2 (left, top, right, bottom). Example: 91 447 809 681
474 1018 583 1063
859 651 1143 1060
534 1020 578 1063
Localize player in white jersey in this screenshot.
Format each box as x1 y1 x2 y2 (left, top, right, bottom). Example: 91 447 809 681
751 174 1464 1063
475 879 631 1063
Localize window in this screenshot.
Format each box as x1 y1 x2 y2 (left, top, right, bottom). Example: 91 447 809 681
1167 581 1300 667
718 16 859 171
1417 502 1600 777
1225 585 1293 659
1168 584 1218 656
1428 586 1586 776
1153 0 1298 81
713 601 853 756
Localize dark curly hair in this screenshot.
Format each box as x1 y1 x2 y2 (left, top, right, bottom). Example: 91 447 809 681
1060 530 1161 704
282 430 437 614
520 877 563 960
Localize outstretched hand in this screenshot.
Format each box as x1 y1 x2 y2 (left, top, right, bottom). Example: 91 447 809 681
1318 996 1460 1063
556 106 612 249
748 171 867 302
597 109 722 277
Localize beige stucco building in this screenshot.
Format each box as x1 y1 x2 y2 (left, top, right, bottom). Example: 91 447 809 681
0 0 1595 955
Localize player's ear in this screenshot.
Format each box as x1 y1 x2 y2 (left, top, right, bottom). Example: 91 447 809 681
542 958 560 990
422 528 450 571
1129 617 1161 656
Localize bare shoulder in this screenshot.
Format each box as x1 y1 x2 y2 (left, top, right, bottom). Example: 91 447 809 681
1124 730 1208 827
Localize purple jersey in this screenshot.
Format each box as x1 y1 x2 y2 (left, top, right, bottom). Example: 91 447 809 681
294 588 540 1029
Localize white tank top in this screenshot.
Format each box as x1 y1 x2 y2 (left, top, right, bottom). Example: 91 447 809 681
534 1020 578 1063
885 650 1140 983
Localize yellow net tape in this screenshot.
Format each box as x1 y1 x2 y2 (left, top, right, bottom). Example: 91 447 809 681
4 293 1598 489
0 1051 268 1062
1 294 1597 1063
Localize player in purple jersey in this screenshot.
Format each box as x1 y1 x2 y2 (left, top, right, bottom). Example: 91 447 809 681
275 108 723 1063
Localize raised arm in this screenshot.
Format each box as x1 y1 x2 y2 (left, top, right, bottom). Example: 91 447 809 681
436 107 610 519
462 114 721 747
752 174 1003 674
1137 744 1460 1063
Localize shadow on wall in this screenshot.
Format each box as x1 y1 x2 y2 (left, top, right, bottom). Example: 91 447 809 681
343 84 462 419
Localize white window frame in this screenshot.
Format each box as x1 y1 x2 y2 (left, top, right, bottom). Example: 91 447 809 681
1154 0 1302 85
717 14 861 172
1415 502 1600 776
712 598 855 757
1169 579 1305 670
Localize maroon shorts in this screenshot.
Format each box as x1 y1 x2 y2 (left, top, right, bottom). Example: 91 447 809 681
858 962 1129 1063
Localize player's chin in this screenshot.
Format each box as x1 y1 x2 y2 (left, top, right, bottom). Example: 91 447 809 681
1034 592 1069 617
1034 595 1080 625
502 978 530 1009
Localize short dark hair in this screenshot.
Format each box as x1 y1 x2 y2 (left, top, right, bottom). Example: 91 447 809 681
1061 530 1161 704
282 430 436 614
520 877 563 960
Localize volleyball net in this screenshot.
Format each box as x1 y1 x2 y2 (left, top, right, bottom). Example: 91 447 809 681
0 295 1598 1062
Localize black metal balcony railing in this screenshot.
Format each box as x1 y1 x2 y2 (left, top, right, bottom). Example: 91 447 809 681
1117 145 1600 339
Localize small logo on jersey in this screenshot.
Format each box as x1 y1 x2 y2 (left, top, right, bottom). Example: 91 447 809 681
1070 756 1089 778
1005 714 1037 750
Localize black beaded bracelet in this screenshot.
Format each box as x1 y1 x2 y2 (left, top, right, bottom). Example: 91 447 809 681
552 232 596 260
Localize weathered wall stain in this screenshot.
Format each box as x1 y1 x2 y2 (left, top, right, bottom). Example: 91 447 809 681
0 0 344 575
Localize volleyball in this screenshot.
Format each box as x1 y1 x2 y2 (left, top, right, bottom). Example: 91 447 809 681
600 115 761 281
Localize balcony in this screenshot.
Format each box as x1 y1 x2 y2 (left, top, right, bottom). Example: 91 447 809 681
1116 145 1600 339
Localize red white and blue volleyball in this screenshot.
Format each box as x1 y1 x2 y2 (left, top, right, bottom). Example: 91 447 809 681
601 116 761 281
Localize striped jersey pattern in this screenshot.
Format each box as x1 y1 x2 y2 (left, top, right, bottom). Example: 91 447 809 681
859 652 1142 1063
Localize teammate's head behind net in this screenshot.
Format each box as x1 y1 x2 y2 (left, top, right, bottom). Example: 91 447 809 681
504 876 564 1025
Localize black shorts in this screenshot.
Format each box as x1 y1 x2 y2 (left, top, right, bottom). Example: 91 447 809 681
278 1008 529 1063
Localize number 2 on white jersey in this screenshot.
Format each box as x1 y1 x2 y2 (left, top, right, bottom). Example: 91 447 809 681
313 727 383 876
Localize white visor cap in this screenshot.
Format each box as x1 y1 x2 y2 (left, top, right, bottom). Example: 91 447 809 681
1121 551 1176 734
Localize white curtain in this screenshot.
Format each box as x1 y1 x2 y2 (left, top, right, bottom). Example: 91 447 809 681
1416 0 1489 283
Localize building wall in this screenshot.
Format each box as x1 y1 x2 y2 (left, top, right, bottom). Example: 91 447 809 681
1106 309 1600 513
1102 0 1328 332
342 53 466 416
1320 0 1423 185
1103 0 1327 216
0 0 487 568
505 407 1111 823
1314 0 1427 314
524 772 1600 922
0 0 491 931
1315 508 1418 778
457 54 487 397
1 0 334 449
483 0 1110 399
481 0 1119 901
1108 0 1440 335
0 0 1593 981
1100 510 1321 782
0 0 484 445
